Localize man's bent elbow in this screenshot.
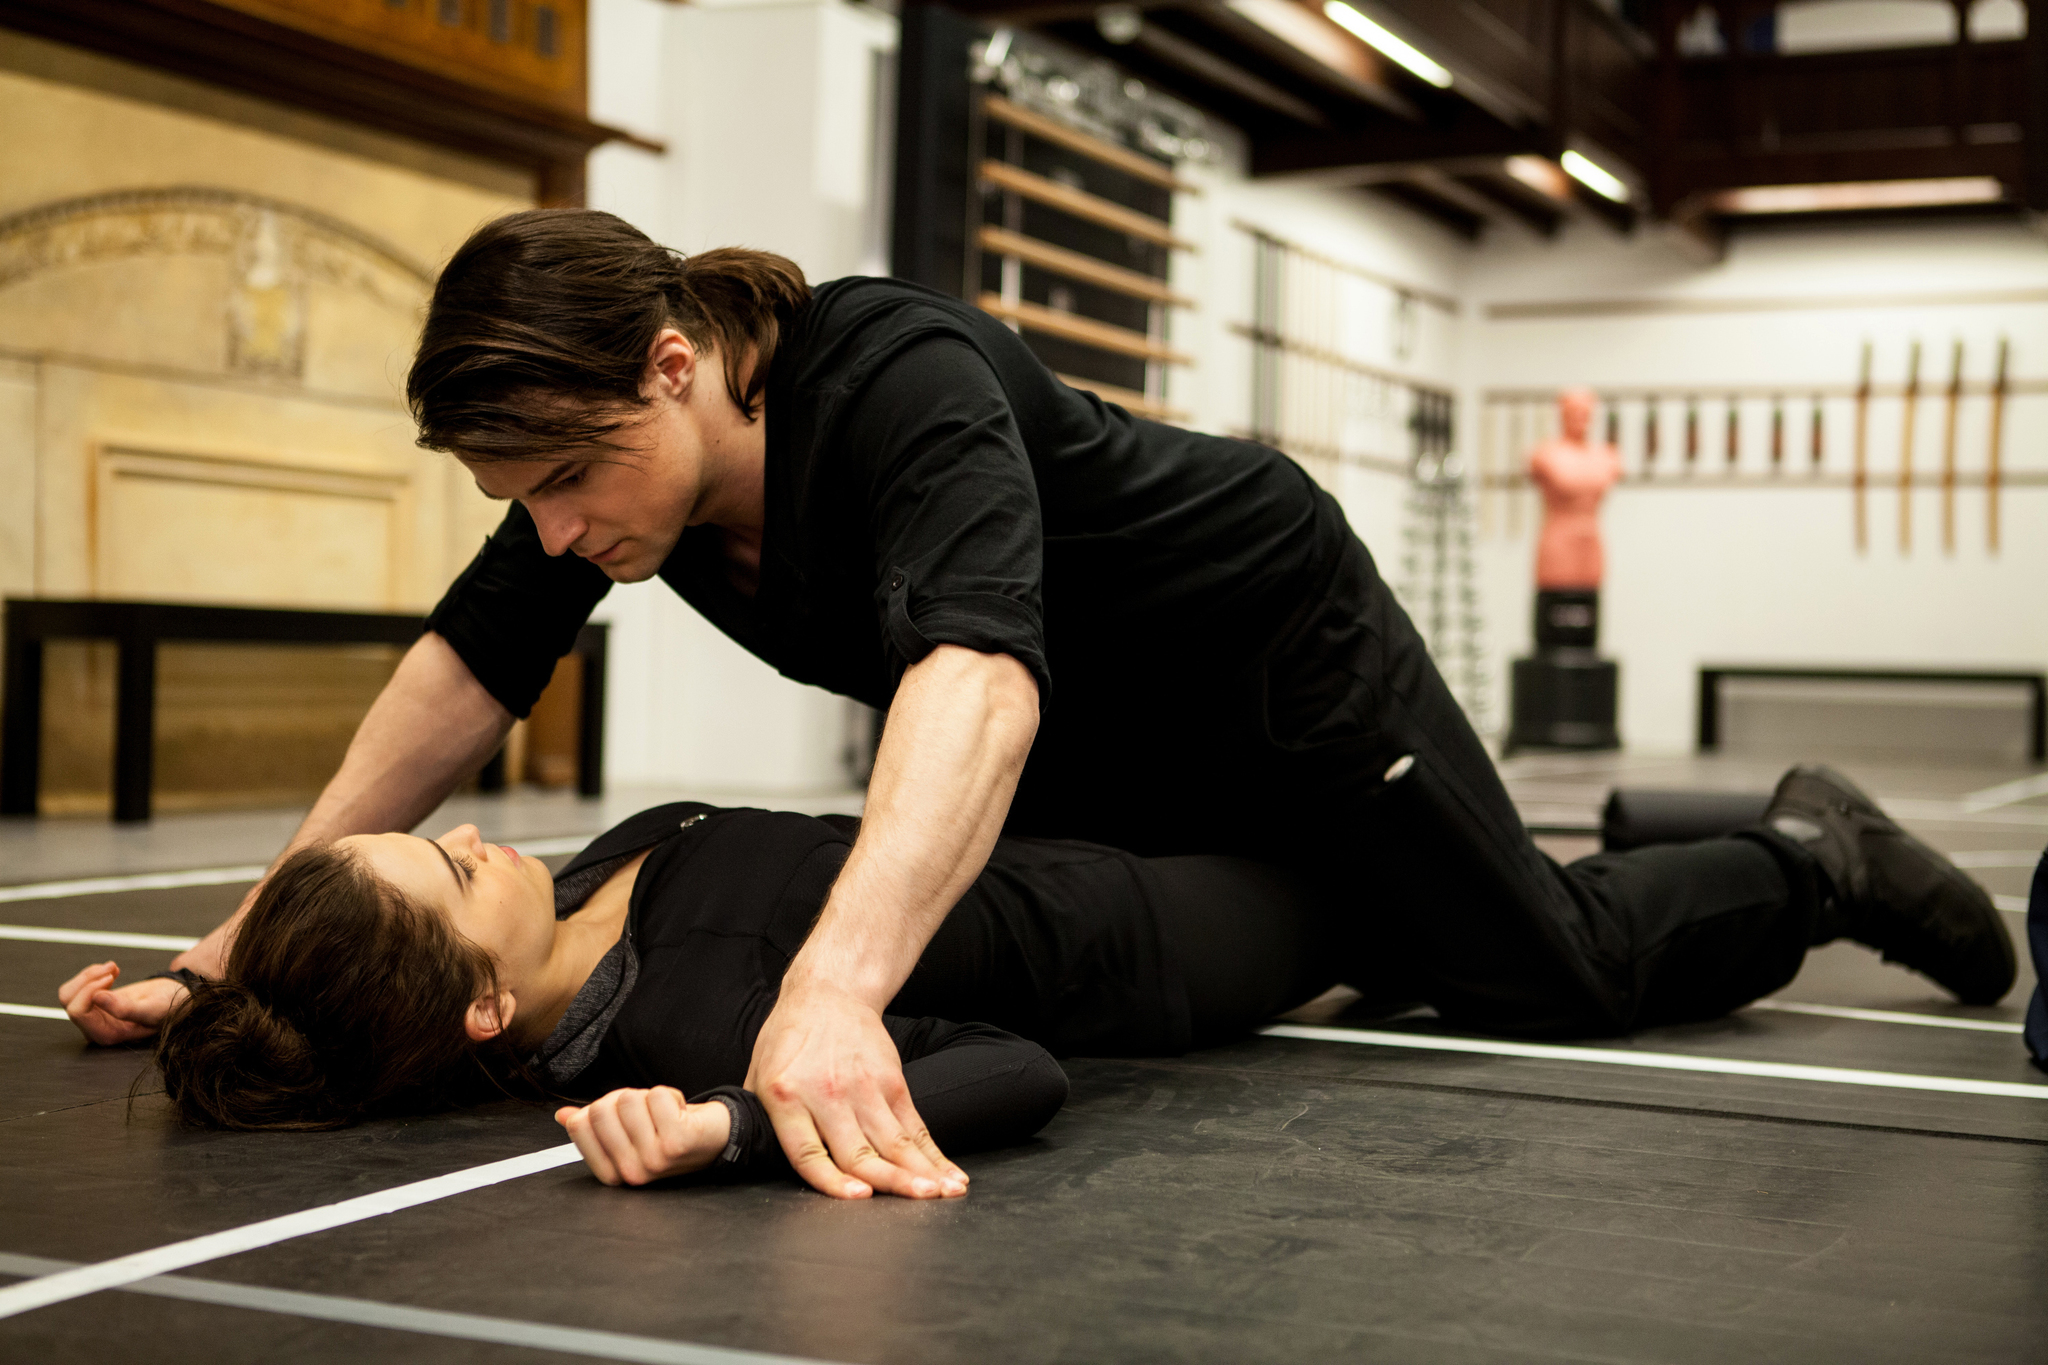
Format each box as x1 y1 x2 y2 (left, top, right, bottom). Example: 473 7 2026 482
984 652 1040 760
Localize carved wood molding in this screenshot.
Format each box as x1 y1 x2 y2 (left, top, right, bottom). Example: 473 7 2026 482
0 0 657 204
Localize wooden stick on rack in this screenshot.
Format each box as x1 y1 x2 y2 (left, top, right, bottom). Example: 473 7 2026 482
1940 338 1963 554
1643 395 1658 478
1809 394 1824 474
1770 395 1784 473
1852 341 1872 551
1988 336 2009 554
1478 397 1496 537
1899 339 1921 553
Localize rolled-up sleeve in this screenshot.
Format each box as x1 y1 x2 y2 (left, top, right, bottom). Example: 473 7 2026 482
424 501 613 718
845 336 1051 703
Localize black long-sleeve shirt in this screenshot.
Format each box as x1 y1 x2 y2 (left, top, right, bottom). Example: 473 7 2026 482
533 802 1205 1180
425 277 1352 862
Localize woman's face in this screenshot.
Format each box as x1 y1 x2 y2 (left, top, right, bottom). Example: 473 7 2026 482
341 825 557 992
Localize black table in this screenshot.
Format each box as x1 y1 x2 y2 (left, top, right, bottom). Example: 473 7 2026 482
1697 664 2047 763
2 598 606 822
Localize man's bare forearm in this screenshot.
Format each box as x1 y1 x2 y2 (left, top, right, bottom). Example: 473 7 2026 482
171 631 511 974
788 645 1039 1008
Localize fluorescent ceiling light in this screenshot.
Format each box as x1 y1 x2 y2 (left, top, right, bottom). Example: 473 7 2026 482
1561 150 1628 203
1708 177 2004 215
1322 2 1451 88
1503 154 1571 201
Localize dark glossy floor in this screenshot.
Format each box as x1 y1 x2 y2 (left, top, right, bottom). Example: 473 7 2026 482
3 756 2046 1364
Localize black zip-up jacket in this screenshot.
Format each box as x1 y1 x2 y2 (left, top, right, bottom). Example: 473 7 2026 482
536 802 1202 1178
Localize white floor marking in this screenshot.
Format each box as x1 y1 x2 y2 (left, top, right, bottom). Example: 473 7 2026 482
1994 895 2028 913
0 836 593 906
1259 1024 2048 1099
0 1143 584 1321
1961 772 2048 813
1948 850 2046 870
0 1253 837 1365
0 924 199 951
0 866 265 904
0 1003 65 1020
1874 798 2048 828
1750 999 2025 1034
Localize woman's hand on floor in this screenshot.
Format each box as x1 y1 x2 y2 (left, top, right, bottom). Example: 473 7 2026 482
58 961 185 1045
555 1087 731 1187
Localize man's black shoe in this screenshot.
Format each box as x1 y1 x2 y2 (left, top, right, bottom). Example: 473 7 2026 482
1766 764 2016 1005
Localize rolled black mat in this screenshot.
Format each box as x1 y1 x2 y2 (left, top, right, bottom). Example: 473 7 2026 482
1600 788 1773 851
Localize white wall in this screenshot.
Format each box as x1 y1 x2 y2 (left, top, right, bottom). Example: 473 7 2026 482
585 0 2048 775
584 0 895 793
1466 216 2048 750
1175 135 1471 564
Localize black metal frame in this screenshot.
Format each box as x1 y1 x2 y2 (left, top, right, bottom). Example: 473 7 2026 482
1696 664 2048 763
1 598 606 822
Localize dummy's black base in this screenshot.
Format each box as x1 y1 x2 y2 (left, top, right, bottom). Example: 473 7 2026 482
1505 649 1620 753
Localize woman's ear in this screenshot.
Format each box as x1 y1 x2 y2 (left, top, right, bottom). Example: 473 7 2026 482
464 989 517 1044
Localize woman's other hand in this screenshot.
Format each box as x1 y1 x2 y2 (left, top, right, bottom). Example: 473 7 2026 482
555 1086 731 1187
58 961 186 1046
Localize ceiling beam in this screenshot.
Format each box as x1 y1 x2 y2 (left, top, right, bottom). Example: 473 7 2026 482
1122 18 1333 126
1666 141 2026 202
1252 107 1544 178
1201 0 1421 122
1453 173 1562 236
1367 179 1484 239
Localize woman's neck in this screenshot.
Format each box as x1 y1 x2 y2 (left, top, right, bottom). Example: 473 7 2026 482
511 849 651 1050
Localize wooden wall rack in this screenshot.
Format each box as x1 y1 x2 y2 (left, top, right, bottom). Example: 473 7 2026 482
972 87 1194 425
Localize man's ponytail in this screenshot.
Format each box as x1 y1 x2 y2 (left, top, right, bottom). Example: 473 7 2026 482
407 209 811 460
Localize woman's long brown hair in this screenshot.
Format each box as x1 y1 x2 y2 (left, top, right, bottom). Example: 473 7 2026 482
153 846 506 1130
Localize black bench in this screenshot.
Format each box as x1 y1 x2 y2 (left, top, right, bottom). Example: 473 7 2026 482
2 598 606 822
1697 664 2047 763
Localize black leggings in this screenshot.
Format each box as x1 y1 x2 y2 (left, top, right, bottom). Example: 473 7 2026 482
1143 856 1340 1046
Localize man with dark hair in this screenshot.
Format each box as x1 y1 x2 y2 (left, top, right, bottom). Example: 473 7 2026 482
82 211 2015 1201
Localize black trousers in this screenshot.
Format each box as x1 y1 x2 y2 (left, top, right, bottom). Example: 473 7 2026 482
1229 532 1829 1038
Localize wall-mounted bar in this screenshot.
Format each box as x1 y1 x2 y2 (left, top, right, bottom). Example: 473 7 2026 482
982 95 1195 193
977 161 1195 250
979 293 1192 363
1055 372 1187 423
976 226 1192 305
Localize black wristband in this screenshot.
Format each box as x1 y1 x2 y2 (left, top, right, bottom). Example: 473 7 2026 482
707 1092 748 1165
143 968 208 989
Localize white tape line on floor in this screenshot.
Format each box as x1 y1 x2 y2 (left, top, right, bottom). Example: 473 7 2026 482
0 1003 65 1020
1751 999 2025 1033
0 837 597 907
1949 851 2046 870
1259 1024 2048 1099
0 867 266 903
0 924 200 951
0 1253 837 1365
0 1144 584 1321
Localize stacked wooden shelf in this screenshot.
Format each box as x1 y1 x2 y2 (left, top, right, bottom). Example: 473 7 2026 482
975 94 1196 423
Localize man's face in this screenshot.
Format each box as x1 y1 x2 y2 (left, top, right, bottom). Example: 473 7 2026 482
463 401 700 584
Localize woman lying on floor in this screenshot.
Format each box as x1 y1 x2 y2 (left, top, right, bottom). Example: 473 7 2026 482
62 765 2012 1198
68 802 1335 1198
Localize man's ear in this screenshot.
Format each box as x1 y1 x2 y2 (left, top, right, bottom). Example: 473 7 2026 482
647 327 698 399
464 989 517 1044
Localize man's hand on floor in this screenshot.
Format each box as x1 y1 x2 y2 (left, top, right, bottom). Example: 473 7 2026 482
746 975 967 1201
58 961 185 1046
